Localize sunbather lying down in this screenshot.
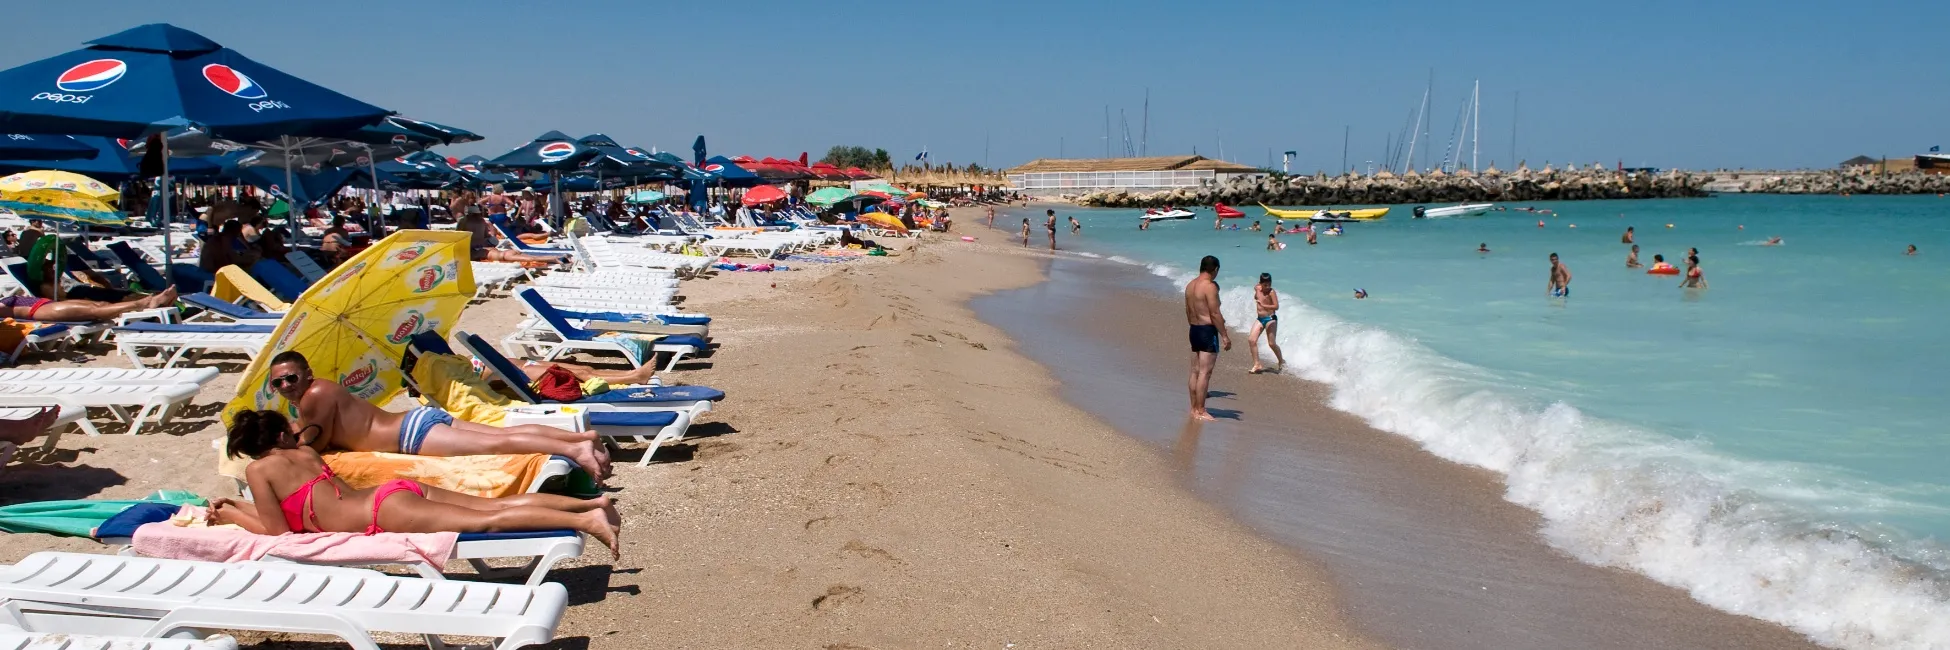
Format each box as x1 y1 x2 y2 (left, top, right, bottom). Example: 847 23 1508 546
493 357 658 387
0 287 177 323
267 350 611 479
217 410 621 557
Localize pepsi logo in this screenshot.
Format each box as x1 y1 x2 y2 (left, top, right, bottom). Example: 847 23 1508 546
459 164 479 173
115 139 130 149
537 142 576 161
625 148 648 158
703 164 724 172
56 59 127 92
390 134 409 145
395 157 412 165
202 64 267 99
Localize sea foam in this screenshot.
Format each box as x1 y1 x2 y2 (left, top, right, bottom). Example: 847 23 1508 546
1152 261 1950 650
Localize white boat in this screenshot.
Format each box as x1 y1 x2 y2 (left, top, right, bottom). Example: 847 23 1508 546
1413 203 1494 218
1140 208 1197 221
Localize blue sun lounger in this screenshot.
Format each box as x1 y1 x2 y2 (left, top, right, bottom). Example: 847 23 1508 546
248 259 311 302
406 331 710 466
508 288 708 371
181 292 285 322
491 223 573 256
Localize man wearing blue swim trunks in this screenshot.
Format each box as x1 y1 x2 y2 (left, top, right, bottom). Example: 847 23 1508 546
1248 273 1285 374
1548 252 1572 298
1183 255 1230 421
264 351 610 479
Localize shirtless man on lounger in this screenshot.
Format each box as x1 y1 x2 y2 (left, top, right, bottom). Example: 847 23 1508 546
0 287 176 323
266 351 611 479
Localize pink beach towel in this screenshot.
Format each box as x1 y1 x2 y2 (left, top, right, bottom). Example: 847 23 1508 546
132 521 458 568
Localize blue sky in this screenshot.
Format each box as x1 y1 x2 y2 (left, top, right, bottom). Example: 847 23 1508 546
2 0 1942 172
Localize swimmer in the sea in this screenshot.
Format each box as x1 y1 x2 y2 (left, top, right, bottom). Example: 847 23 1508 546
1353 288 1368 299
1548 252 1571 298
1626 244 1641 268
1478 243 1490 253
1680 254 1707 289
1907 244 1918 256
1763 236 1782 246
1266 234 1279 251
1622 226 1634 244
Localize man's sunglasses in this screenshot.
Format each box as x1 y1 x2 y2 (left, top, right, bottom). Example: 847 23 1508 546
269 373 303 389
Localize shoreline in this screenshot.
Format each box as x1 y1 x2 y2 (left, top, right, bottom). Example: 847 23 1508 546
967 210 1826 649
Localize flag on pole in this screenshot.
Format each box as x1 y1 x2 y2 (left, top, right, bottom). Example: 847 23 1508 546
1932 145 1941 153
914 148 928 161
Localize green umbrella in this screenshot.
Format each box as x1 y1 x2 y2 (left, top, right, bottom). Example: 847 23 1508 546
805 187 860 207
625 190 667 204
856 181 909 197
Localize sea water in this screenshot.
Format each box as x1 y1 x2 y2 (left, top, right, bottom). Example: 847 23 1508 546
1003 194 1950 649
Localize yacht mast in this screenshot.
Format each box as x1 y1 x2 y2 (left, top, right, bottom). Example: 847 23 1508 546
1471 80 1481 172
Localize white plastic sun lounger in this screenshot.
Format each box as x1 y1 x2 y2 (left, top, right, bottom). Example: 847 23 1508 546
113 324 272 368
526 271 679 291
0 383 200 437
521 286 678 311
112 529 584 587
0 367 221 385
0 625 239 650
696 237 785 259
0 404 82 457
0 551 566 650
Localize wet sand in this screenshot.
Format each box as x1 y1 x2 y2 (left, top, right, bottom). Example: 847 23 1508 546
972 249 1826 650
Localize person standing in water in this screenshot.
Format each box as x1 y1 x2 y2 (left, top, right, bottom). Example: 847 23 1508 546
1680 255 1708 289
1267 234 1280 251
1626 244 1641 268
1045 209 1058 251
1183 255 1229 421
1070 216 1081 235
1548 253 1572 298
1248 273 1284 374
1622 226 1635 244
1020 218 1030 245
1907 244 1918 255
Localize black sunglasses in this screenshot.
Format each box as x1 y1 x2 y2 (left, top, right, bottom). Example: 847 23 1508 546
269 373 303 389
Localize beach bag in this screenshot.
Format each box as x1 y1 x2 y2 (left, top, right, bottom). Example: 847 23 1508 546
530 364 584 402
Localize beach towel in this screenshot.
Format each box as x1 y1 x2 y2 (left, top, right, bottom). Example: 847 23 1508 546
595 332 654 366
410 352 516 425
0 493 208 538
216 444 567 499
133 518 457 567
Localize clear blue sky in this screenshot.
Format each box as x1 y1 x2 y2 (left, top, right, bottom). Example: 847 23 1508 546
2 0 1941 172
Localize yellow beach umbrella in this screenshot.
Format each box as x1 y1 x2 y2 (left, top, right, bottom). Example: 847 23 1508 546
0 170 124 227
223 230 476 425
0 170 119 201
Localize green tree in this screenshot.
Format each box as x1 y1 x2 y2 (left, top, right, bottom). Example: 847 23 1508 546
872 148 891 170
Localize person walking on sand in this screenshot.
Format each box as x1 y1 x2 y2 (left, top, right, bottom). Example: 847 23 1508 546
1248 273 1285 374
1183 255 1230 421
1548 252 1571 298
1045 209 1058 250
1020 218 1031 245
986 206 996 227
1626 244 1641 268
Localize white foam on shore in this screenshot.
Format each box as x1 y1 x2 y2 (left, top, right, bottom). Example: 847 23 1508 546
1143 261 1950 650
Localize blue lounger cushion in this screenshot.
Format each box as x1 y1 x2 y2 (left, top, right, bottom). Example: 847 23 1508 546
115 322 276 334
558 309 711 326
656 334 706 348
28 324 69 338
587 410 678 428
456 529 578 542
182 293 283 319
580 385 726 404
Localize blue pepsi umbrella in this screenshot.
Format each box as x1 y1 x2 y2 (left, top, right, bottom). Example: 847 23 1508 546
0 24 388 141
703 155 766 188
486 131 600 221
0 136 220 181
576 134 677 178
390 117 481 145
0 134 96 161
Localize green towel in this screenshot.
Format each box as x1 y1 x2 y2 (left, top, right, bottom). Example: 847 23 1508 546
0 492 206 538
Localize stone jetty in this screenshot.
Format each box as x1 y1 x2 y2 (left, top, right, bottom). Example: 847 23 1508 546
1076 163 1708 208
1071 163 1950 208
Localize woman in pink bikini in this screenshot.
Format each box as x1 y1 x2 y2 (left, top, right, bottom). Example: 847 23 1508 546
209 410 621 557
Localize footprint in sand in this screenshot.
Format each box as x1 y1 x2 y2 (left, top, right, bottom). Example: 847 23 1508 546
810 585 864 611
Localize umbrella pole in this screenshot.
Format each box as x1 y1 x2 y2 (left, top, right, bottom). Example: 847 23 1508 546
282 136 301 246
160 140 175 289
366 147 380 234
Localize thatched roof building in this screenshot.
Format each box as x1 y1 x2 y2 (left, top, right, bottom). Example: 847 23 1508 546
1006 155 1266 194
1008 155 1261 174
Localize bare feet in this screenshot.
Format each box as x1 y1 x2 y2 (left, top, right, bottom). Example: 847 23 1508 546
1249 365 1264 374
582 508 622 559
571 447 610 484
1191 410 1216 422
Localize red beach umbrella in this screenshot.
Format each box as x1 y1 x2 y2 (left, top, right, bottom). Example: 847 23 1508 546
740 184 788 206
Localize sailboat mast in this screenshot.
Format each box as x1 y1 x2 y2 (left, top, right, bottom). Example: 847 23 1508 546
1103 105 1110 158
1472 80 1480 172
1405 84 1429 174
1510 91 1519 169
1140 88 1150 157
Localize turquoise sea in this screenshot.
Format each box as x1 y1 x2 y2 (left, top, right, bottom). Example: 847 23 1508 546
1002 194 1950 650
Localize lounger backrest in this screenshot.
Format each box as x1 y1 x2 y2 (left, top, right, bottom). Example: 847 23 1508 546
456 330 548 403
63 237 108 265
106 242 170 292
248 259 309 302
6 263 42 298
213 265 291 311
515 288 594 341
181 292 275 320
284 251 328 283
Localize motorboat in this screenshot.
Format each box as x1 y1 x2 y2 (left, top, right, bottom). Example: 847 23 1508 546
1412 203 1494 218
1260 203 1389 220
1141 207 1197 220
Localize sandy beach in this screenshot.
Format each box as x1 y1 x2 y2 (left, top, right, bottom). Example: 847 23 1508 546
0 209 1380 648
